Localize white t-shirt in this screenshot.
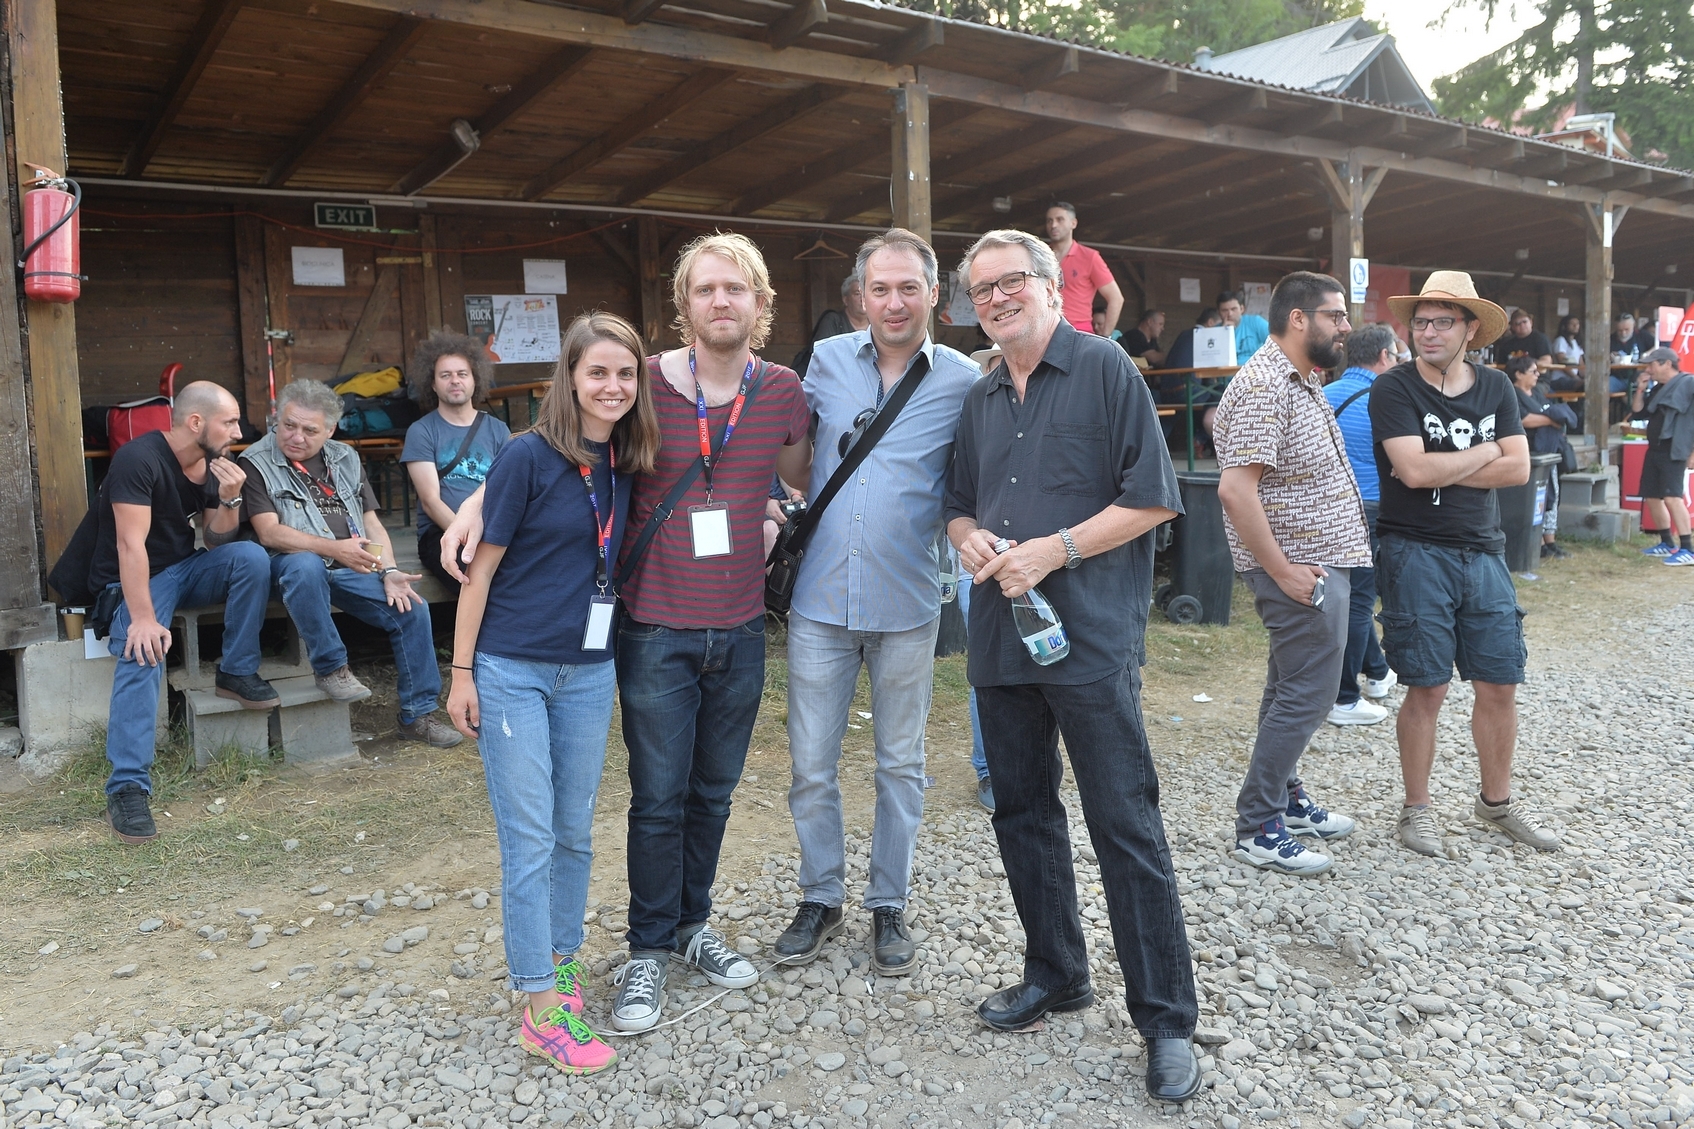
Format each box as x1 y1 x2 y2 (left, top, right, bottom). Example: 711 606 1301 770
1553 335 1584 363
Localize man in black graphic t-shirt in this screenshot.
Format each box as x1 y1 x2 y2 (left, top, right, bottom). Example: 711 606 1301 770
1374 272 1559 860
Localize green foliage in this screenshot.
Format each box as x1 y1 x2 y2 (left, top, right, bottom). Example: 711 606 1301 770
1432 0 1694 170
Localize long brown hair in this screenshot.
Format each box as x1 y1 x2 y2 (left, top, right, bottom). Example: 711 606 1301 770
529 312 660 474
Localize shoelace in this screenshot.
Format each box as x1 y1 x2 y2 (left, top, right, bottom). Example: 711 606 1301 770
555 960 582 997
114 790 150 824
1404 806 1440 842
536 1005 599 1046
686 928 740 972
612 958 661 1008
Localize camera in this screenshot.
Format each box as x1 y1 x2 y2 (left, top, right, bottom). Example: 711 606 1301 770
780 497 808 523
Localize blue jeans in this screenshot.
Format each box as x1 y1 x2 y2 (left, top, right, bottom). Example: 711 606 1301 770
956 575 987 779
786 613 937 910
977 666 1197 1039
1337 501 1389 706
616 616 766 954
270 552 440 722
472 652 616 994
105 542 271 795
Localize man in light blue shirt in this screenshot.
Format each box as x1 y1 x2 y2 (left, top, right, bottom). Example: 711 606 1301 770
1322 323 1399 725
774 229 978 977
1219 290 1270 361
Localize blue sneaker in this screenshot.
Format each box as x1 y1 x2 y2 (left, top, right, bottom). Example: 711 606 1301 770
1665 548 1694 566
1285 785 1357 839
1232 817 1332 875
1642 543 1677 557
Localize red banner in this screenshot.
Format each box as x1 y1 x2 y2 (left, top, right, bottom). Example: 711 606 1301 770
1361 266 1413 342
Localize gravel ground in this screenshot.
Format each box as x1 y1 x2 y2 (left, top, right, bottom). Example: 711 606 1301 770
4 595 1694 1129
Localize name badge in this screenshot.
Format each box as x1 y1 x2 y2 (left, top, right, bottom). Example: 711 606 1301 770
582 595 617 651
688 503 733 558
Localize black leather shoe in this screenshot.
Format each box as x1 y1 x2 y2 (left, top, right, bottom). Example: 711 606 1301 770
976 980 1094 1031
773 902 843 964
106 784 157 844
214 668 280 710
1146 1037 1202 1102
871 907 915 975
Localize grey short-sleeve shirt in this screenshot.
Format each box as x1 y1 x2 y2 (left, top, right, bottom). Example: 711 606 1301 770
945 319 1181 687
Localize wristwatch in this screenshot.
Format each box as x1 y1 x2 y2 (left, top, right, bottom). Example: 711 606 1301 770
218 496 242 509
1058 527 1081 569
376 566 396 578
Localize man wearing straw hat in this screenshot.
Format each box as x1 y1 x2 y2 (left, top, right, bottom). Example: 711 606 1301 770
1373 271 1559 858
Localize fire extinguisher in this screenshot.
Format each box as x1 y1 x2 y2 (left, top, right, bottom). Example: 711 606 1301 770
19 166 82 303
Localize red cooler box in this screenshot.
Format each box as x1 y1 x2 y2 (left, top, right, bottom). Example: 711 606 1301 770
1621 438 1694 532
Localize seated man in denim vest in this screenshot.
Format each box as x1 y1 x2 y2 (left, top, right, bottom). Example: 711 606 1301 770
239 380 462 747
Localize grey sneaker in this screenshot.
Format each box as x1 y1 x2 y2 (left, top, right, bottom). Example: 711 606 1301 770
315 664 372 702
680 924 758 988
1474 795 1561 851
1397 804 1442 857
397 714 464 748
611 955 667 1032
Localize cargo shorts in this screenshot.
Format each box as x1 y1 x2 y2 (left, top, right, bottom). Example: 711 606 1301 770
1375 534 1526 687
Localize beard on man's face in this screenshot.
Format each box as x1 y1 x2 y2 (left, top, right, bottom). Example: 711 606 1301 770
1309 330 1345 370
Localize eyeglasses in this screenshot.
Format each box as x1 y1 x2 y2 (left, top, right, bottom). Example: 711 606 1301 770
1410 316 1465 332
1299 308 1351 327
966 271 1033 305
838 407 878 457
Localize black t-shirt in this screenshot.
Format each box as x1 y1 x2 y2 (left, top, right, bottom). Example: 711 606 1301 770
1490 331 1552 367
90 431 216 588
240 451 379 541
1609 333 1640 361
1121 328 1160 360
1370 361 1526 553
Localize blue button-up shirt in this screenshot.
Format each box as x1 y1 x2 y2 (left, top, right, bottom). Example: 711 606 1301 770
1323 366 1380 502
791 331 980 632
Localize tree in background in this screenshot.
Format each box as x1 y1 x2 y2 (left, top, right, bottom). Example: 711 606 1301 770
1432 0 1694 169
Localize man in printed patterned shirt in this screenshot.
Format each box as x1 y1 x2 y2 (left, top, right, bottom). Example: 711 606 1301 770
1213 271 1372 876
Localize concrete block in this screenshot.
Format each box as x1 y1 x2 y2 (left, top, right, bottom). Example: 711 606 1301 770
183 688 273 769
0 726 26 794
1557 506 1639 543
271 675 359 769
1557 472 1611 509
169 601 311 692
13 639 167 779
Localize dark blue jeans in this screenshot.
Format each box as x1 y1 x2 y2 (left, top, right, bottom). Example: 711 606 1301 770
1337 501 1389 706
976 666 1198 1039
616 615 766 954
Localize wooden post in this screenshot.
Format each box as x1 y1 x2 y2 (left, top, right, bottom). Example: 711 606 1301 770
420 213 444 334
8 0 84 566
889 82 930 243
234 215 271 426
1582 199 1615 464
262 220 296 392
637 216 664 347
1318 157 1385 325
435 217 467 335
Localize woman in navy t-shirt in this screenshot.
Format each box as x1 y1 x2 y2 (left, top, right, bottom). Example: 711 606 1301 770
446 312 660 1074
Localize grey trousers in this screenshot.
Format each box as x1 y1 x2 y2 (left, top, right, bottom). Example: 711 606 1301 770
1235 567 1351 837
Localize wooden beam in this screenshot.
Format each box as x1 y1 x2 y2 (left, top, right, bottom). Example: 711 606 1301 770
884 18 942 66
618 83 849 205
592 224 639 278
435 217 467 334
520 68 735 201
1020 46 1078 91
121 0 244 177
397 239 429 366
419 214 444 333
637 216 664 346
768 0 827 50
259 16 427 187
262 222 296 391
837 118 1077 223
392 45 594 194
1583 200 1614 457
234 215 272 425
340 265 400 374
622 0 668 25
889 81 930 243
1204 87 1268 127
1118 69 1179 108
1415 124 1470 157
1565 160 1619 186
8 0 84 567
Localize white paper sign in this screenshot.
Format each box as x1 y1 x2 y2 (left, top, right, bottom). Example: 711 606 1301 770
1556 297 1570 316
1349 258 1370 304
523 259 570 295
1243 282 1271 321
1179 277 1201 304
944 271 979 327
1191 326 1237 368
481 294 561 364
292 246 346 287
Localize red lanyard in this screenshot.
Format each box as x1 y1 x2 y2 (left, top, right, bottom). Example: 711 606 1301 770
690 347 754 500
289 459 339 503
578 445 616 590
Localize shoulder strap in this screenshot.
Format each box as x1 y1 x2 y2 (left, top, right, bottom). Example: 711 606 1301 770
774 353 930 563
618 360 767 588
1333 384 1371 418
438 411 488 475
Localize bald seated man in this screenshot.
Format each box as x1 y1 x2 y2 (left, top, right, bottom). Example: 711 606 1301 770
86 381 279 844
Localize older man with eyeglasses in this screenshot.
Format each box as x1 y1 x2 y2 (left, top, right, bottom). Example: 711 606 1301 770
944 229 1200 1104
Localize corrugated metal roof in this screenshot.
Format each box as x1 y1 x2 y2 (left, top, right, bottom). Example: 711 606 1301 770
1200 17 1429 110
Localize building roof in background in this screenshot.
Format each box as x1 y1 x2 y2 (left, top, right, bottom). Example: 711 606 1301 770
1199 17 1434 114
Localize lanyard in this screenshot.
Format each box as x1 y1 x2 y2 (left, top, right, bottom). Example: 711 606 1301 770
690 347 754 500
578 446 616 590
289 459 339 504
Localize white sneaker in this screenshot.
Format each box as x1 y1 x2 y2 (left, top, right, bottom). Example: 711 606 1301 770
1363 671 1398 699
1328 699 1388 726
1285 786 1356 839
1232 818 1333 876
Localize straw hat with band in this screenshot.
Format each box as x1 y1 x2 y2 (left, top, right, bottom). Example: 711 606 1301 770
1386 270 1508 352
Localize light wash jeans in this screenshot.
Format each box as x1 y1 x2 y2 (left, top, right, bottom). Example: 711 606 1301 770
785 612 938 910
956 575 987 780
472 652 616 994
105 542 272 795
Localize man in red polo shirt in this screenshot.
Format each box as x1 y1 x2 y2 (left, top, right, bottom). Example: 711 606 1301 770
1045 202 1123 336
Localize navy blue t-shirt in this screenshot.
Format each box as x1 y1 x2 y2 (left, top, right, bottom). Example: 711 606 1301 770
478 433 632 664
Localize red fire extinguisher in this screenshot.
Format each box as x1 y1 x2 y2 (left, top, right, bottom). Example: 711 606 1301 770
20 167 81 303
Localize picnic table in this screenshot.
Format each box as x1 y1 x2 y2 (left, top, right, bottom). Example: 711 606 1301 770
1140 366 1240 470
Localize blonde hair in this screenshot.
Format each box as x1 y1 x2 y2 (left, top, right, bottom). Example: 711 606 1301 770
670 232 776 350
529 312 660 475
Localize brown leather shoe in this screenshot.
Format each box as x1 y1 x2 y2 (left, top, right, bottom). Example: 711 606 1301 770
398 713 464 749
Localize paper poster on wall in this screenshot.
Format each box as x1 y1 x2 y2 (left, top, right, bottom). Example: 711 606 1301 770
1191 325 1237 368
1243 282 1271 321
463 295 561 364
1179 277 1201 304
291 246 346 287
1557 297 1571 317
942 272 979 327
523 259 569 295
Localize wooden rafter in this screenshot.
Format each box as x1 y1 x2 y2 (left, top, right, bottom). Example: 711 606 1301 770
829 119 1079 222
391 45 595 195
768 0 828 49
122 0 245 177
259 16 428 187
622 0 668 24
1019 46 1078 91
883 18 942 65
520 68 736 201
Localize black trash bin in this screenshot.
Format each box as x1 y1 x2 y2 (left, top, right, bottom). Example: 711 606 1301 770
1160 471 1232 626
1500 452 1561 573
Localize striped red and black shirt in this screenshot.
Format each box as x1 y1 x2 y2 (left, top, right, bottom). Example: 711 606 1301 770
617 354 809 629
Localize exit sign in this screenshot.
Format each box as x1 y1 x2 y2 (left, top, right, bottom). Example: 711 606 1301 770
314 202 378 231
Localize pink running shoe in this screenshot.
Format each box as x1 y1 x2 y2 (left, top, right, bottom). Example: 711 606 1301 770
554 957 586 1014
521 1004 616 1075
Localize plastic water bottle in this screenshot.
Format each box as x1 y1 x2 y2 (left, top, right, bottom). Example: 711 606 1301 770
938 544 959 604
993 537 1070 665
